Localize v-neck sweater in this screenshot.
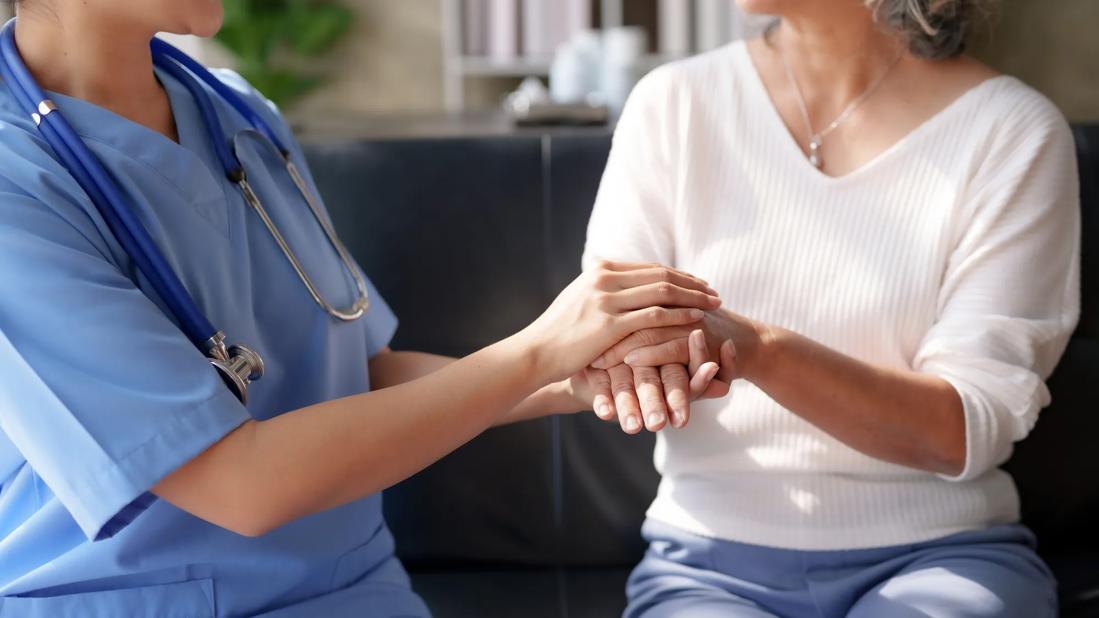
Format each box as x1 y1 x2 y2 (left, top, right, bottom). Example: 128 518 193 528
582 41 1081 550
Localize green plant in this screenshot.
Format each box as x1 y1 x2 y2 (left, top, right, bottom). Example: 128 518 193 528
216 0 354 108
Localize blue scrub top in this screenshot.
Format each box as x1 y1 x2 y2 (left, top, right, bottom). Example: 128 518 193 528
0 62 428 617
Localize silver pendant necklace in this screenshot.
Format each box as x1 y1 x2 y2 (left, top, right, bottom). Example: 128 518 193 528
769 28 903 170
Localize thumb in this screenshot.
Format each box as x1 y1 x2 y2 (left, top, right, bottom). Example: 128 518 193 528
716 340 738 383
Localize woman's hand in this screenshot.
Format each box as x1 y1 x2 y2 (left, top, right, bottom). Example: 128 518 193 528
517 261 722 384
590 309 770 384
573 329 733 433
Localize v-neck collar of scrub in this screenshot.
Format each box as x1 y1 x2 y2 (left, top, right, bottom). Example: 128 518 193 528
732 41 1013 184
44 65 228 209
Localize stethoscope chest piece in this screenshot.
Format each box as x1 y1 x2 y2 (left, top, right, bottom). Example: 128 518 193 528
0 19 371 406
206 332 264 405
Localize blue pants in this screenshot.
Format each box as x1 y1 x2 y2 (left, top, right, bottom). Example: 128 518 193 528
626 519 1057 618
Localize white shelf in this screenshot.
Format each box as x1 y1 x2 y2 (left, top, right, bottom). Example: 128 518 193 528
458 56 553 77
441 0 745 113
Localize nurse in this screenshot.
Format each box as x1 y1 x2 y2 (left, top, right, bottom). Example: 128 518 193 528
0 0 727 616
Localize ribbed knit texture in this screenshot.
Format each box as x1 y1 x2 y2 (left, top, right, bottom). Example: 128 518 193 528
582 42 1081 550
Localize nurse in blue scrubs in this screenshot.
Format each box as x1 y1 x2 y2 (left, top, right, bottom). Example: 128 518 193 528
0 0 728 615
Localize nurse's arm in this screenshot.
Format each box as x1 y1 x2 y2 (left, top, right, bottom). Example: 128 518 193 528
367 348 583 424
153 337 543 537
152 261 719 537
367 345 721 426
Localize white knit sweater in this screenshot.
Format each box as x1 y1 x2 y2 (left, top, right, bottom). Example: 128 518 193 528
582 42 1081 550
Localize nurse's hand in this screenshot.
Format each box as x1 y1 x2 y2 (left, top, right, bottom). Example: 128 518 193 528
519 261 721 384
582 329 733 433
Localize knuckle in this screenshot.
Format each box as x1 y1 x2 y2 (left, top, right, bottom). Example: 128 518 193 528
657 282 675 297
611 382 634 396
597 315 616 333
593 272 614 290
638 329 660 346
659 364 685 380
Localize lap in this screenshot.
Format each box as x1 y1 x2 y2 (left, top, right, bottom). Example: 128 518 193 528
848 542 1058 618
627 519 1056 618
625 570 778 618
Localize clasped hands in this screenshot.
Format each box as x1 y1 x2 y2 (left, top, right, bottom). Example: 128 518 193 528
553 261 764 435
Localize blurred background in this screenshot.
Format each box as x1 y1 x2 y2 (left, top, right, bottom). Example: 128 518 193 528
3 0 1094 131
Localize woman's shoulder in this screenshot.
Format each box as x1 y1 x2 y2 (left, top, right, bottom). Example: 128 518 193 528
624 40 756 121
938 56 1070 138
641 40 753 92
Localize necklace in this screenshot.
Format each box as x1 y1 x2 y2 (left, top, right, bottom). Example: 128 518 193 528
768 28 903 169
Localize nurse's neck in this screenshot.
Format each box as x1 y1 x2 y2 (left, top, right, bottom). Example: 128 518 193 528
14 8 179 142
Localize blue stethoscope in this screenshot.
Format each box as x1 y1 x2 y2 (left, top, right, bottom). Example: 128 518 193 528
0 18 370 404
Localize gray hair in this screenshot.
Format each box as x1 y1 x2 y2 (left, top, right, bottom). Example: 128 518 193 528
865 0 991 59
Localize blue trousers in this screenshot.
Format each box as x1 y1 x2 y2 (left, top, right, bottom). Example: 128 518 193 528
626 519 1057 618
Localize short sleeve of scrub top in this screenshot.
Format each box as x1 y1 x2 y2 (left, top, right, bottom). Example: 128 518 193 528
0 173 251 542
0 72 397 545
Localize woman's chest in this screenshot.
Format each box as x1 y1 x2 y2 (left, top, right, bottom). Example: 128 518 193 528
674 164 963 364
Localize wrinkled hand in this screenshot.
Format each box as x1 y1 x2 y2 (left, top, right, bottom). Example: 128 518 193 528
576 329 737 434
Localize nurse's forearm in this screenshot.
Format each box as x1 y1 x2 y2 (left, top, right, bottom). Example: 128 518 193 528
155 335 544 537
154 261 718 536
368 349 585 425
367 349 454 388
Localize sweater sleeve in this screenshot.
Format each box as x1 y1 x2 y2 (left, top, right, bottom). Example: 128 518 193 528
913 96 1081 482
582 68 679 271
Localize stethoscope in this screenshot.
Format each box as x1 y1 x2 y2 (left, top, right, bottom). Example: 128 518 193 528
0 18 370 404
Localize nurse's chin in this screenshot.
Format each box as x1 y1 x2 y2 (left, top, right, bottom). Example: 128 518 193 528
166 0 224 39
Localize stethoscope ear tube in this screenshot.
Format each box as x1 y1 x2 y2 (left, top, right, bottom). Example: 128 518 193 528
1 19 265 404
1 19 372 404
0 19 219 351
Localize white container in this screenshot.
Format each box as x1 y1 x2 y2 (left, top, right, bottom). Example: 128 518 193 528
487 0 519 60
550 45 588 103
601 27 648 117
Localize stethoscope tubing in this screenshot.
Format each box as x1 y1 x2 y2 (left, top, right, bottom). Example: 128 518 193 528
1 17 371 402
0 19 218 349
149 37 288 156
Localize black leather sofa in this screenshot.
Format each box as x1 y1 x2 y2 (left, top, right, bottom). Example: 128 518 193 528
301 124 1098 618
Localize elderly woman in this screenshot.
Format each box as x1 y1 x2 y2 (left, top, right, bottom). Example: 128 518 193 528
581 0 1080 616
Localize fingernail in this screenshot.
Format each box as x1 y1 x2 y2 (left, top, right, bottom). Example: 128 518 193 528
625 416 641 432
624 353 638 365
673 410 686 427
647 413 664 427
689 309 705 319
597 403 611 417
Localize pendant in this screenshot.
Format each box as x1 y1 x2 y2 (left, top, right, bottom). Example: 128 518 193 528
808 136 823 169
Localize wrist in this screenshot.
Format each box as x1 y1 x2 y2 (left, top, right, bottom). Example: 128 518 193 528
551 379 588 414
500 329 556 392
742 319 782 383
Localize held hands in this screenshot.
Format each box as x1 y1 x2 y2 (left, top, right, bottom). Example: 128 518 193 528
576 329 737 433
518 260 722 384
574 306 768 434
